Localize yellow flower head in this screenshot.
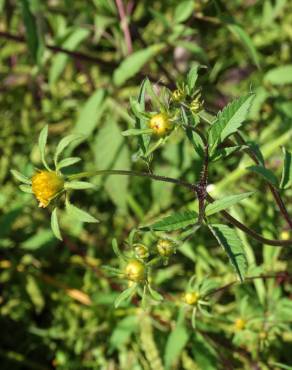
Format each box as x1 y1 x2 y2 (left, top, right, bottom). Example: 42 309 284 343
234 318 246 331
125 260 145 282
32 171 64 208
183 292 200 305
149 113 172 136
157 239 175 257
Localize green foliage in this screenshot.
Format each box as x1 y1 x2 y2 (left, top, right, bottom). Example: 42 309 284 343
1 0 292 369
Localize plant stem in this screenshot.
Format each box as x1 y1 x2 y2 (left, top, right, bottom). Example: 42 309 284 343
67 169 292 247
115 0 133 54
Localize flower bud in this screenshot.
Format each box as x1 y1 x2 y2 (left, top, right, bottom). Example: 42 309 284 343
125 260 145 282
171 88 185 103
190 94 203 114
149 113 172 136
157 239 175 257
234 318 246 331
134 244 149 259
183 292 200 305
32 171 64 208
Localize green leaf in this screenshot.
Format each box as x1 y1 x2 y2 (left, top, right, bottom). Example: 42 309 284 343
38 125 50 170
49 28 90 85
247 165 279 187
210 146 245 162
134 78 151 154
264 65 292 85
122 128 153 136
51 208 62 240
164 309 189 369
26 275 45 313
227 24 260 69
208 94 255 151
72 89 105 148
94 118 130 210
112 238 127 261
19 184 33 194
114 284 137 308
66 201 99 223
280 148 292 189
148 285 163 301
113 44 165 86
205 192 254 216
65 181 94 190
21 229 56 250
141 210 198 231
209 224 247 282
54 134 83 166
20 0 44 64
187 64 199 92
174 0 194 23
11 170 31 184
56 157 81 170
109 316 138 351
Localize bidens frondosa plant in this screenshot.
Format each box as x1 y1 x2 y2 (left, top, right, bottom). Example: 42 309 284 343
12 66 292 329
11 125 98 240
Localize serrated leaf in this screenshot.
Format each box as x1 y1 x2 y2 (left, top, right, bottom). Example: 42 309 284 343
208 95 255 151
66 201 99 223
57 157 81 170
247 165 279 187
205 192 254 216
141 210 198 231
11 170 31 184
38 125 50 170
227 24 260 69
51 208 62 240
65 181 95 190
54 134 83 166
113 44 165 86
209 224 247 282
114 284 137 308
280 148 292 189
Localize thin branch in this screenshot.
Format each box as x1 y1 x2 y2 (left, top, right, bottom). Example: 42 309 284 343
67 169 292 247
115 0 133 54
0 31 114 68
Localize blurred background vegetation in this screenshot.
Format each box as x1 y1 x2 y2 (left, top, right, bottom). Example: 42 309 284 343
0 0 292 369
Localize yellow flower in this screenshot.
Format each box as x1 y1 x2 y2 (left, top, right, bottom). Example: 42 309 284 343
149 113 171 136
234 318 246 331
157 239 175 257
125 260 145 282
183 292 200 305
31 171 64 208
